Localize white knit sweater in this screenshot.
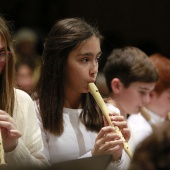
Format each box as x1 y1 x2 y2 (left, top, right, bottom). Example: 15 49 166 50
4 89 49 167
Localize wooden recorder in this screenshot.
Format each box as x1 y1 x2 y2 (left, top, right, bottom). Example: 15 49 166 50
88 83 132 159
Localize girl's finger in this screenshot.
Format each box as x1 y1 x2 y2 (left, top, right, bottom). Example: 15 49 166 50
96 126 116 140
10 129 22 138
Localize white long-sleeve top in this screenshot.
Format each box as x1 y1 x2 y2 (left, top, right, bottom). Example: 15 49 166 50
4 89 49 167
35 103 130 170
127 110 165 152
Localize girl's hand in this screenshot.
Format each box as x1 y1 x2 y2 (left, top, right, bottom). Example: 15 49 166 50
91 126 123 161
0 110 22 152
103 113 130 142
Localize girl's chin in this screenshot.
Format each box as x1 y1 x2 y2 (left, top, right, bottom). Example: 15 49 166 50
83 90 90 94
82 88 90 93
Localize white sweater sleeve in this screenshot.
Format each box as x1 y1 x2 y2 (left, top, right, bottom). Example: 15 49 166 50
4 89 49 167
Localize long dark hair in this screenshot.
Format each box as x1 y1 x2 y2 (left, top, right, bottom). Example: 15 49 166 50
37 18 103 135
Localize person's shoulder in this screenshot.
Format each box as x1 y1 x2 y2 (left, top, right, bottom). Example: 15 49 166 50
13 89 35 116
14 88 32 102
128 113 149 131
128 113 143 121
128 113 144 124
106 103 120 115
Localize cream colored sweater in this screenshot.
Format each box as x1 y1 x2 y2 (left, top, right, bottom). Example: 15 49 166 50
4 89 49 167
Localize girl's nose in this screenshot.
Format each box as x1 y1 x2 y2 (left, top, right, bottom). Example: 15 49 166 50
90 61 98 77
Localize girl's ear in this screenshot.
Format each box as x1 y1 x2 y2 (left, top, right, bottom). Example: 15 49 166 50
110 78 122 94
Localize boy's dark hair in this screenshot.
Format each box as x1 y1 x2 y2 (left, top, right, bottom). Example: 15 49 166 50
103 46 159 92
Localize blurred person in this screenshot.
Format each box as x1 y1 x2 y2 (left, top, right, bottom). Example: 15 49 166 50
0 15 49 167
14 28 42 94
128 53 170 147
14 28 39 57
128 120 170 170
15 60 35 96
35 17 131 170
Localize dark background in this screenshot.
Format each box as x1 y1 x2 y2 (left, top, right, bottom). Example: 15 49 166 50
1 0 170 70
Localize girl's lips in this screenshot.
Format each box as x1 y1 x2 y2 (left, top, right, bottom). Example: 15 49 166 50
88 80 96 83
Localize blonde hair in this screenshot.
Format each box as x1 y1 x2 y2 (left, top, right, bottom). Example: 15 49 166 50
0 16 15 115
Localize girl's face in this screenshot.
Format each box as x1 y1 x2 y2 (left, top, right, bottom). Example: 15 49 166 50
65 36 101 95
117 81 155 115
0 35 6 74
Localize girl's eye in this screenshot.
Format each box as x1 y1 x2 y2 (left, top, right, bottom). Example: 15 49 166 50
81 58 88 63
96 56 101 61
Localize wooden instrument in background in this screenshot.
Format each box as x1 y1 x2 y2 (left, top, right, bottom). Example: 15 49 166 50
88 83 132 159
0 129 6 166
140 107 157 129
140 107 151 123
